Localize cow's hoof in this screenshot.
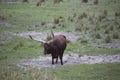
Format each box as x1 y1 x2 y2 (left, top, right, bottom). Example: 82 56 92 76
52 63 54 65
61 63 63 65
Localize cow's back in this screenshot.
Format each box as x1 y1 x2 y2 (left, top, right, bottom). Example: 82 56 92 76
54 35 67 51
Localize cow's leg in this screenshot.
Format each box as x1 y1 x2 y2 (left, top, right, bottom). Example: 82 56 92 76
59 54 63 65
52 57 54 64
56 56 58 64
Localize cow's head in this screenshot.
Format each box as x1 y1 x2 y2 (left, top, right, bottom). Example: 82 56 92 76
29 30 54 55
43 43 51 55
43 30 54 55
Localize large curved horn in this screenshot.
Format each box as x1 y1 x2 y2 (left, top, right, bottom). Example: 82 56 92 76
51 30 54 39
29 35 46 43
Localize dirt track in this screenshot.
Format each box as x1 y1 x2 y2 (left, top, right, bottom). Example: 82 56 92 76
18 53 120 70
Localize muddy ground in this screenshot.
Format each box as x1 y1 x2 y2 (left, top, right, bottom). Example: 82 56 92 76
18 53 120 70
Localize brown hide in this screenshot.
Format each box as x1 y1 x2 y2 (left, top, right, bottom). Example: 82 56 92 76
44 35 67 65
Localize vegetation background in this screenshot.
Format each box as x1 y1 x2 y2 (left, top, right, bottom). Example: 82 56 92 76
0 0 120 80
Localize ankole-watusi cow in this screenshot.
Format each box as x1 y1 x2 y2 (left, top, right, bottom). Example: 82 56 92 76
29 31 67 65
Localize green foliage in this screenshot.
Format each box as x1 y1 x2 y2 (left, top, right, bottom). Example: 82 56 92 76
82 0 88 3
0 68 58 80
23 0 28 3
93 0 99 5
112 32 119 39
66 42 120 55
0 37 43 67
0 63 120 80
95 33 101 39
80 38 88 43
54 17 59 24
46 34 52 41
104 35 112 43
54 0 63 4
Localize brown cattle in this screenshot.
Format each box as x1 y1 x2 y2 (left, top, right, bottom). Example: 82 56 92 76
29 31 67 65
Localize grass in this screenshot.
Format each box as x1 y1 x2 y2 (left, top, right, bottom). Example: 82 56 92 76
0 0 120 80
53 63 120 80
0 63 120 80
0 37 43 67
66 42 120 55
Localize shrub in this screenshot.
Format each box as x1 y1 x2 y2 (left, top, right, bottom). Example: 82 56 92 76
105 35 112 43
98 10 108 21
36 0 45 6
36 1 41 6
78 12 87 19
54 0 63 4
75 19 83 31
46 34 52 41
41 22 46 26
104 29 109 34
23 0 28 2
112 32 119 39
81 38 88 43
13 42 23 50
68 16 74 22
93 0 99 5
54 17 59 24
103 10 108 16
115 11 120 17
0 15 6 20
82 0 88 3
109 25 114 31
66 39 71 43
95 33 101 39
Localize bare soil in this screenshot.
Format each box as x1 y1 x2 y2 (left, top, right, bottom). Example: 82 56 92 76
18 53 120 70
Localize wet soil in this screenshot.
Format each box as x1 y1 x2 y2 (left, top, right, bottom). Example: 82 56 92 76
18 53 120 70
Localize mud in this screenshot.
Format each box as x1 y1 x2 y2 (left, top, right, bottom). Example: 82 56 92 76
18 53 120 70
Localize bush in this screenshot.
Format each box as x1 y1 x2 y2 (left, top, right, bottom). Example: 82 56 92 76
104 29 109 34
105 35 112 43
23 0 28 2
78 12 87 19
0 15 6 21
41 22 46 26
81 38 88 43
93 0 99 5
98 10 108 21
95 33 101 39
46 34 52 41
68 16 74 22
112 32 119 39
13 42 23 50
54 0 63 4
109 25 114 31
82 0 88 3
36 0 45 6
54 17 59 24
115 11 120 17
75 19 83 31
